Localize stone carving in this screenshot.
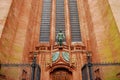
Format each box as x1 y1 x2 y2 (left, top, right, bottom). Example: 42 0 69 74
56 29 65 46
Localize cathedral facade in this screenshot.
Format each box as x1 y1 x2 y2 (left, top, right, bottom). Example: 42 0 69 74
0 0 120 80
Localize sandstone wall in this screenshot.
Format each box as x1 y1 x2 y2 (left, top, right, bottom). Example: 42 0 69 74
86 0 120 79
0 0 33 79
0 0 12 38
24 0 42 56
87 0 120 63
0 0 120 80
108 0 120 32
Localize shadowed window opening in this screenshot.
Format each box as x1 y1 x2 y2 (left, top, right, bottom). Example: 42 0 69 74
40 0 51 42
69 0 82 42
56 0 66 42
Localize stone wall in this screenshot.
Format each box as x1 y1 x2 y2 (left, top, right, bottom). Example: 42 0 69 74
87 0 120 63
24 0 42 56
0 0 33 79
0 0 120 80
0 0 12 38
86 0 120 79
108 0 120 32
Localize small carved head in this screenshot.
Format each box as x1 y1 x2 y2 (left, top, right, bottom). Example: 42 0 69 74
59 29 62 33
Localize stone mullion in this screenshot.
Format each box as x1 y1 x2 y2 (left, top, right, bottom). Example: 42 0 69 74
64 0 71 45
50 0 56 45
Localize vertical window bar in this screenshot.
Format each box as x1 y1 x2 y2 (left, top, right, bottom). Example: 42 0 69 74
40 0 51 42
69 0 82 42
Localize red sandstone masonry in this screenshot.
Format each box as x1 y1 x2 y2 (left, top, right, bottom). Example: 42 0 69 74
0 0 120 80
0 0 12 38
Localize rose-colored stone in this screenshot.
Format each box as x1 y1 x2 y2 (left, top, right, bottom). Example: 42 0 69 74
0 0 120 80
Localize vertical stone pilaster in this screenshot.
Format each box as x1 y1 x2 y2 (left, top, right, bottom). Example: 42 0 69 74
32 0 43 49
50 0 56 45
64 0 71 45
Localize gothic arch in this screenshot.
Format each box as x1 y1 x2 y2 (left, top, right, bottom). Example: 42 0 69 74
50 64 73 73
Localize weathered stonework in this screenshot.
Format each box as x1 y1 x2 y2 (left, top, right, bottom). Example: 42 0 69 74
0 0 120 80
0 0 12 38
108 0 120 32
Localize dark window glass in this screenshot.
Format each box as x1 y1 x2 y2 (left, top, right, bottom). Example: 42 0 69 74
40 0 51 42
69 0 82 42
56 0 66 42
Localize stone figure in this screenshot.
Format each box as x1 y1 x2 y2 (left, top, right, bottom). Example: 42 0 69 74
56 30 65 46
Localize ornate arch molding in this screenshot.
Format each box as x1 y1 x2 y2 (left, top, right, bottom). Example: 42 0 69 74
49 64 73 73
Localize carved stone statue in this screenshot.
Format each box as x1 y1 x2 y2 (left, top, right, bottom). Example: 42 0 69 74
56 29 65 46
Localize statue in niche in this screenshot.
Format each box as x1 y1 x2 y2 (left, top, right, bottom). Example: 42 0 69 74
56 29 65 46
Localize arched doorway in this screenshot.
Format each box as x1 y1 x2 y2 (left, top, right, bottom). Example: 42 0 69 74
50 68 72 80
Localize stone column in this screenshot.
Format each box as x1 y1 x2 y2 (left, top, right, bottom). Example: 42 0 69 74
50 0 56 45
64 0 71 45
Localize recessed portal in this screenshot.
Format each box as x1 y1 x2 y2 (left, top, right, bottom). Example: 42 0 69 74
51 68 72 80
